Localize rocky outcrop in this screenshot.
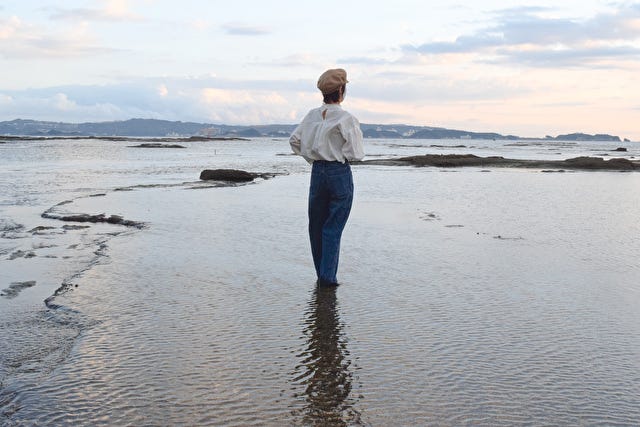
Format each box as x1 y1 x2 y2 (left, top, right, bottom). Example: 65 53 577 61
8 250 36 260
1 281 36 299
29 226 56 233
401 154 505 167
563 156 635 170
200 169 258 182
129 143 186 148
357 154 639 171
186 136 249 141
41 211 145 228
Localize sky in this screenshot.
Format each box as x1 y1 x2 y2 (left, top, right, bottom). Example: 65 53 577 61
1 0 639 140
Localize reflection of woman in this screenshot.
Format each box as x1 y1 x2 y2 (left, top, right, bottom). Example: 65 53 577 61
290 68 365 288
292 287 361 425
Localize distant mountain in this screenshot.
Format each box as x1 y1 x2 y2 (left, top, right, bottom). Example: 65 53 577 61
553 133 621 142
362 128 403 139
0 118 210 137
0 118 624 142
0 119 295 138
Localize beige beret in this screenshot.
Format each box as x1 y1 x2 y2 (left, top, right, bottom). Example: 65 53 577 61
317 68 349 95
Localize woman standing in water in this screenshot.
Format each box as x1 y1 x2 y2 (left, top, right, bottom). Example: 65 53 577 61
290 68 365 288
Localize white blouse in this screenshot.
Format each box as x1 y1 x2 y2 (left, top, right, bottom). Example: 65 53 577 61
289 104 365 163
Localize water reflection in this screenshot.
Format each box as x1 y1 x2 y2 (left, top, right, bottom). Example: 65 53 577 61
292 287 362 426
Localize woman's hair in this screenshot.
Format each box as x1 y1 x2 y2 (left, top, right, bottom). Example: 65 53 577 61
323 84 346 104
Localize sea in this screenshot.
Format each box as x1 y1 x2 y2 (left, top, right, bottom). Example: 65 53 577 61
1 137 639 426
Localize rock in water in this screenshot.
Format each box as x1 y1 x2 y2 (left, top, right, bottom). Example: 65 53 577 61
199 169 256 182
129 143 186 148
564 157 635 170
1 281 36 298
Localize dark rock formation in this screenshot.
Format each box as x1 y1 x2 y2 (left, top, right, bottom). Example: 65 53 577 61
200 169 257 182
62 224 91 230
356 154 639 171
563 157 635 170
613 147 628 152
1 281 36 298
8 250 36 260
29 226 56 233
394 154 509 167
129 143 186 148
186 136 249 141
41 212 145 228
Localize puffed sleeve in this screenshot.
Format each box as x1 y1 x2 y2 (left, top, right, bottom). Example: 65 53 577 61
340 115 365 161
289 125 303 156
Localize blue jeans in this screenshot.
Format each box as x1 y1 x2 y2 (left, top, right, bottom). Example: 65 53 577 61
308 160 354 284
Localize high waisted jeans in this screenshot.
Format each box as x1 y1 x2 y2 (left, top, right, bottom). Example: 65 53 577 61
308 160 354 284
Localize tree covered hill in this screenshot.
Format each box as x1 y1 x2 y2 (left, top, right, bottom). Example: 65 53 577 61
0 118 624 142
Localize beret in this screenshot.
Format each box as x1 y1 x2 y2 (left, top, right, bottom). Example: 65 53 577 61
317 68 348 95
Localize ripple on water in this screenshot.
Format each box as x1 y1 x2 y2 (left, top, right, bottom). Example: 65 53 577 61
289 287 363 426
2 141 640 425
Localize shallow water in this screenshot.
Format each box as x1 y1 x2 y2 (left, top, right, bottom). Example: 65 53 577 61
1 137 640 425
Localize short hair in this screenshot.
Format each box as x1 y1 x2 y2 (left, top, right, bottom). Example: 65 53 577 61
323 84 346 104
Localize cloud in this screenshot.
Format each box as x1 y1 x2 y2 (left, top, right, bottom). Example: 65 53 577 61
338 56 395 65
221 22 271 36
191 19 211 31
200 88 296 123
0 68 531 127
493 45 640 67
0 15 20 40
0 77 316 124
157 84 169 97
1 71 638 140
354 73 528 103
251 53 322 68
0 16 119 58
275 53 318 67
0 91 128 123
50 0 142 22
404 4 640 67
493 6 640 45
405 34 504 54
